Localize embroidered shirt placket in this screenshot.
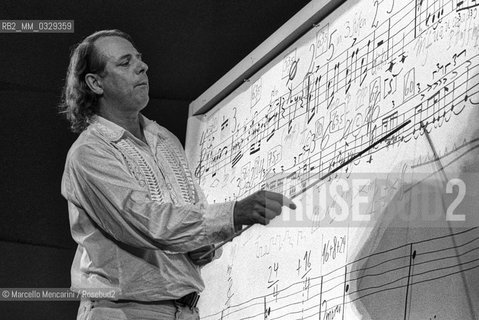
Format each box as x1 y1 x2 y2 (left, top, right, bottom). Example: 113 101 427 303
156 138 196 204
115 139 166 203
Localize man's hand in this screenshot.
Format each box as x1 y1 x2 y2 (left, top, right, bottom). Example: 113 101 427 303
234 190 296 229
188 245 216 266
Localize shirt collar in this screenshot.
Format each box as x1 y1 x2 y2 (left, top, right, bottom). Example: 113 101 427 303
139 114 157 134
90 113 156 142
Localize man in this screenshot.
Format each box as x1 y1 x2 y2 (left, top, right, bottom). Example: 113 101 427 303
59 29 296 320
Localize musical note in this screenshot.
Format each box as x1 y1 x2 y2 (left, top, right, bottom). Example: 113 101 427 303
360 39 372 86
382 111 399 136
345 50 353 95
327 62 341 109
221 118 229 131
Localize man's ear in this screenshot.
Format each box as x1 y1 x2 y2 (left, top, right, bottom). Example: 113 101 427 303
85 73 103 95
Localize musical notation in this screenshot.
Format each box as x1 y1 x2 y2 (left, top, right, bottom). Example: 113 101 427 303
187 0 479 318
196 52 478 202
193 0 478 201
201 228 479 319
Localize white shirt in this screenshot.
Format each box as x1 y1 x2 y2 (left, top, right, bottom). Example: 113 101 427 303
61 114 235 301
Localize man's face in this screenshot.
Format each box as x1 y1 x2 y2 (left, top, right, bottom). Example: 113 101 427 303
94 36 149 112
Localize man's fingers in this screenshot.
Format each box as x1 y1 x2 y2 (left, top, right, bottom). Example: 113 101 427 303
188 245 215 266
255 200 281 213
282 195 297 209
252 211 270 225
263 191 297 209
193 245 213 253
188 252 202 260
188 245 214 259
253 203 280 220
263 207 279 220
195 258 212 266
267 201 282 213
192 256 214 266
234 191 296 227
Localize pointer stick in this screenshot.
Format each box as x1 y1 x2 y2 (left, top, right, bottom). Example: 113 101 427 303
199 119 411 259
290 119 411 199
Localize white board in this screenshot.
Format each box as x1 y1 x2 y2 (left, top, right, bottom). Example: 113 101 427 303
186 0 479 319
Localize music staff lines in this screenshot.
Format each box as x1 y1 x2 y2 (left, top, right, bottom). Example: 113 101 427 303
270 298 321 320
456 0 479 11
304 246 479 312
346 231 479 279
198 52 477 197
274 243 479 320
276 245 478 320
255 245 479 319
278 242 479 320
265 288 323 314
411 137 479 168
232 0 457 144
349 256 479 303
416 234 479 257
405 143 479 194
315 63 478 170
232 67 477 202
348 240 479 294
198 0 460 158
201 56 478 203
226 73 475 202
226 257 479 320
250 78 474 202
202 228 478 319
212 228 478 318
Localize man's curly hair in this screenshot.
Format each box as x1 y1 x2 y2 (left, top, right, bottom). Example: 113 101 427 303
59 29 134 133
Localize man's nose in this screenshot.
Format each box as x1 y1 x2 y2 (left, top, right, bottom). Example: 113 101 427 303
136 59 148 74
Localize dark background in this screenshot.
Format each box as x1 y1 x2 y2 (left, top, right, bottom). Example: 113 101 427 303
0 0 310 318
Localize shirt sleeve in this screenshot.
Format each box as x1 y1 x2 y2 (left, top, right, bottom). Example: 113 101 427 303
63 142 236 253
